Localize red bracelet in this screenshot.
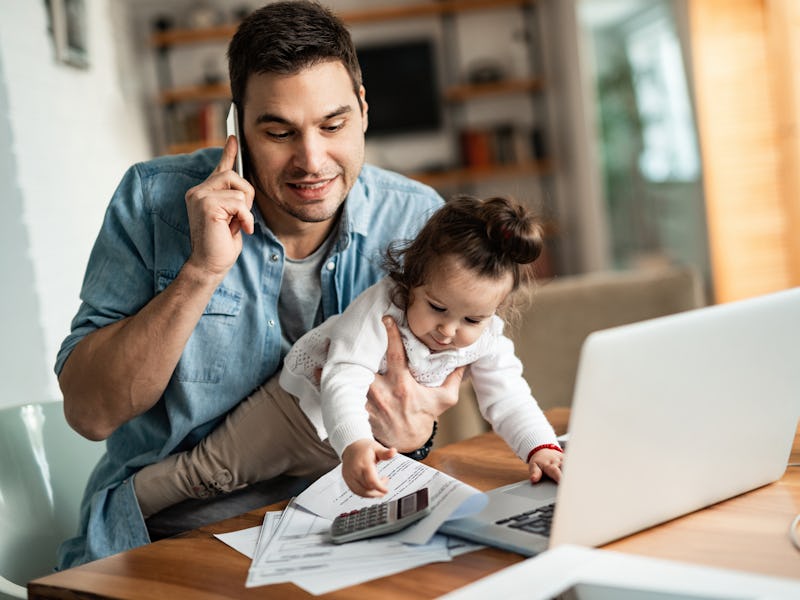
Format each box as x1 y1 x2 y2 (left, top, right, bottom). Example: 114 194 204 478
527 443 563 463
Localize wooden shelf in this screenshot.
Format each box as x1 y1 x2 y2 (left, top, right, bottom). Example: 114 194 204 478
342 0 534 24
150 0 536 48
159 82 230 105
444 77 544 102
157 77 542 107
410 158 553 188
166 139 223 155
152 24 237 48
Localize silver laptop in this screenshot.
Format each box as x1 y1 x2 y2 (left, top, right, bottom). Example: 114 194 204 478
440 287 800 555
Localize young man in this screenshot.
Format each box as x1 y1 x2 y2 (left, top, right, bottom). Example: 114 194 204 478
55 1 461 569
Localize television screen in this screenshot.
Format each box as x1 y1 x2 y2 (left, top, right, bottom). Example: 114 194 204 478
357 39 442 137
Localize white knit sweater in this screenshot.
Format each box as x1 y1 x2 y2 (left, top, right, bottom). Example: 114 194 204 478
279 277 558 461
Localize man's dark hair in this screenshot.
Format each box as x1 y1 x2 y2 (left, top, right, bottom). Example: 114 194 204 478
228 1 362 106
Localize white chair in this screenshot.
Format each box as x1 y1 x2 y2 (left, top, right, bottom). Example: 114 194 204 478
0 401 104 599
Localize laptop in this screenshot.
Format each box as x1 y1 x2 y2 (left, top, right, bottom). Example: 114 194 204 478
440 287 800 556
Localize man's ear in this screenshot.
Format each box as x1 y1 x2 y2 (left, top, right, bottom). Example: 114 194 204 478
359 85 369 133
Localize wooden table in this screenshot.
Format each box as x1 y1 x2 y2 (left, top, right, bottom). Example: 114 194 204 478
29 418 800 599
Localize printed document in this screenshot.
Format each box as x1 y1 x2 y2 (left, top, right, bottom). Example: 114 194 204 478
226 454 488 593
294 453 488 544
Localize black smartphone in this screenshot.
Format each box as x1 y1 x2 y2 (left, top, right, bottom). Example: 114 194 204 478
225 102 245 178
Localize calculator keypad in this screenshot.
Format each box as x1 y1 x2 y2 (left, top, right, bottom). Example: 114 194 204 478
333 504 389 535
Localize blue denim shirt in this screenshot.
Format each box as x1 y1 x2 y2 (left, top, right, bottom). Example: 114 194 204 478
54 148 443 569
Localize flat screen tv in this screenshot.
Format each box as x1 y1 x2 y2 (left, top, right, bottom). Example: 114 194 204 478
357 39 442 137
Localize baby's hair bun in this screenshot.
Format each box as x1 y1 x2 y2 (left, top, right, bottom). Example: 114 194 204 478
480 196 544 265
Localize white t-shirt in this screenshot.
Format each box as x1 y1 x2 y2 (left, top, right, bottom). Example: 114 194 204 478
279 277 558 460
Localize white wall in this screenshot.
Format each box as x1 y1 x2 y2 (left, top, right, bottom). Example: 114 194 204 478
0 0 151 408
539 0 610 273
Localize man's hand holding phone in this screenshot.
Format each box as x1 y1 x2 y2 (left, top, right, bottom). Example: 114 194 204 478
183 128 255 285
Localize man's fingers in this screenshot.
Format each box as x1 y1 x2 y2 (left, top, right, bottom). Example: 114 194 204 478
442 366 465 389
382 316 408 370
438 366 466 411
230 198 255 235
210 193 255 236
196 137 254 210
214 135 238 175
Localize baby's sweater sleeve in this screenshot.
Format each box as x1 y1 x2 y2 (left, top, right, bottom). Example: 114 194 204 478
469 324 559 462
319 279 393 457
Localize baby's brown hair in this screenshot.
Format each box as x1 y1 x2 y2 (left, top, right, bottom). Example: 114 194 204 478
384 195 544 317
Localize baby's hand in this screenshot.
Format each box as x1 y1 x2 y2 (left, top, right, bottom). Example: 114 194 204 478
341 439 398 497
528 447 563 484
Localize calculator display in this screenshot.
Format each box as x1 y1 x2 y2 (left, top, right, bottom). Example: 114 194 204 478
399 489 428 518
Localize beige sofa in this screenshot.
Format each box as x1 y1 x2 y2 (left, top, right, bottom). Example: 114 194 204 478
436 266 706 447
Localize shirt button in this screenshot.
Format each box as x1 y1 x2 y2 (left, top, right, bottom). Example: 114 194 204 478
326 261 336 271
268 319 275 327
270 253 279 262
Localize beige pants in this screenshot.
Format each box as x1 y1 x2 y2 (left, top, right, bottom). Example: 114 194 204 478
134 375 339 519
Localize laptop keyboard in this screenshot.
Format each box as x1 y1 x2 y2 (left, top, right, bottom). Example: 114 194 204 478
495 502 555 536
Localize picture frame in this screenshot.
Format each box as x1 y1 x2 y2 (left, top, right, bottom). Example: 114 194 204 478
46 0 89 69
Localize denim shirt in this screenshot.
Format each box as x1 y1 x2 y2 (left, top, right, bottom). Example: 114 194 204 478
54 148 443 569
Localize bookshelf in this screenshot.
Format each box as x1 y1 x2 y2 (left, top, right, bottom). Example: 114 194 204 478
149 0 554 218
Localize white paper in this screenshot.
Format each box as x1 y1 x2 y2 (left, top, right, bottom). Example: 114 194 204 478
245 502 453 589
294 544 452 595
217 504 485 594
214 525 261 558
214 511 282 560
294 453 488 544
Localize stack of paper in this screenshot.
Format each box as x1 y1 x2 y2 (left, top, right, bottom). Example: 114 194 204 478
215 454 488 595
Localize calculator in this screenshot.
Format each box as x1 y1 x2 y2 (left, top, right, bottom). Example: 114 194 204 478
330 488 431 544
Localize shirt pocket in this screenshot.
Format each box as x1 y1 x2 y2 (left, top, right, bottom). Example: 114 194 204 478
157 271 242 383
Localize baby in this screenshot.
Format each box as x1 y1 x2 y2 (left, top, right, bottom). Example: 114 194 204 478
134 195 562 515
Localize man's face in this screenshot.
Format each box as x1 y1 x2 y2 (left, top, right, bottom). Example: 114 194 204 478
241 61 368 234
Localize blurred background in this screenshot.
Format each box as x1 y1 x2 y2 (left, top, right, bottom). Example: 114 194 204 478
1 0 798 409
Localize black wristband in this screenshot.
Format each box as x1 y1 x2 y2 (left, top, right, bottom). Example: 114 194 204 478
401 421 438 461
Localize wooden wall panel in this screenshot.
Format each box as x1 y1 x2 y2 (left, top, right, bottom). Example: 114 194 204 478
687 0 793 302
766 0 800 286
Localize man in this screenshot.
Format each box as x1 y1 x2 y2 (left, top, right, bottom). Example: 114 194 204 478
55 1 461 569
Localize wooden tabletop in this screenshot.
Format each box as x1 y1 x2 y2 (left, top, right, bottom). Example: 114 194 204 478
29 415 800 599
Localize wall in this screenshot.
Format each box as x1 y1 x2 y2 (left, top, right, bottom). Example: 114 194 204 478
688 0 796 302
766 0 800 286
538 0 611 274
0 0 151 408
0 52 50 411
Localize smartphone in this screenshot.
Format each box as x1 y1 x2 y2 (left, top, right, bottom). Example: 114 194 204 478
225 102 245 178
330 488 431 544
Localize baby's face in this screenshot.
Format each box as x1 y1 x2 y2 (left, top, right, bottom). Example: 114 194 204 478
406 256 513 352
